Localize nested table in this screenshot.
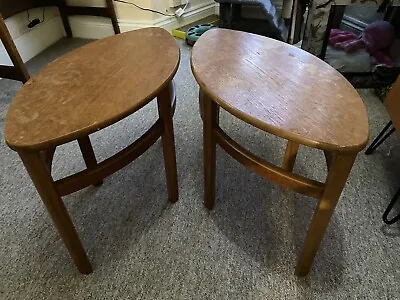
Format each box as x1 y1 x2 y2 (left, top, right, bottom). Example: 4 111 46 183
191 28 369 276
5 28 180 273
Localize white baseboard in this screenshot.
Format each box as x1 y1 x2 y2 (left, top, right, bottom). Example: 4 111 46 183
0 1 216 67
69 1 217 39
155 1 216 33
0 16 65 66
215 3 220 15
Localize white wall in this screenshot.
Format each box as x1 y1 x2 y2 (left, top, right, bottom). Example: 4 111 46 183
0 0 289 66
0 7 65 65
67 0 216 38
1 0 289 66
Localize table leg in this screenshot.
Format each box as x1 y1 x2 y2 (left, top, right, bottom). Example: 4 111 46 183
295 153 356 276
106 0 121 34
203 92 219 210
19 150 92 274
232 4 242 21
157 82 178 203
78 136 103 186
282 141 299 171
58 1 73 38
219 3 232 29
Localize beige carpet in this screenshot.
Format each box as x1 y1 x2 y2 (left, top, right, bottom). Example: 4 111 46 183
0 37 399 299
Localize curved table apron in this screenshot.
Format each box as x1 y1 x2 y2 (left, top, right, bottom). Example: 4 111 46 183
5 28 180 274
191 28 369 276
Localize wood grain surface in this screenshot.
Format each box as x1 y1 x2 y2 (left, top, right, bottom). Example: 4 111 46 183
191 29 369 152
5 28 179 151
385 77 400 134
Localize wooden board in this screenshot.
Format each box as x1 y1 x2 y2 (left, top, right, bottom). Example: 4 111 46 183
191 28 369 152
5 28 180 151
385 77 400 134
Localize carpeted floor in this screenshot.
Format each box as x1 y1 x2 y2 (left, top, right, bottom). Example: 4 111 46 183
0 38 400 299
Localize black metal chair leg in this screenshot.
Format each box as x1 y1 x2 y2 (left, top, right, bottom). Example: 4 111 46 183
383 187 400 224
365 121 395 155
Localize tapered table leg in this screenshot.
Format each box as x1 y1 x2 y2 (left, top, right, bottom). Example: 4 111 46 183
203 92 219 210
295 153 356 276
157 82 179 203
19 151 92 274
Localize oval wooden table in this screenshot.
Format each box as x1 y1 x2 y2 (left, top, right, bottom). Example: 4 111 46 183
191 29 369 276
5 28 180 274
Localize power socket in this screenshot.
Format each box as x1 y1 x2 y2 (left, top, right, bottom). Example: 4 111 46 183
28 18 41 28
175 8 184 17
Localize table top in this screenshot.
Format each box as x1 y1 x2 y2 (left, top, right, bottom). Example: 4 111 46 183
5 27 180 151
191 29 369 152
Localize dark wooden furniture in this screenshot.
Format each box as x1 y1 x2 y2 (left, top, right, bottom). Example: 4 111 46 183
0 15 29 83
191 29 369 276
4 28 179 273
365 77 400 224
0 0 120 83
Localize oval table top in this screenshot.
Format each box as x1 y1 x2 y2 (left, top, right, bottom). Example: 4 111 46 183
191 29 369 152
5 27 180 151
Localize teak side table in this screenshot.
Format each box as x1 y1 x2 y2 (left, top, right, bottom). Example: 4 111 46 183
5 28 180 273
191 28 369 276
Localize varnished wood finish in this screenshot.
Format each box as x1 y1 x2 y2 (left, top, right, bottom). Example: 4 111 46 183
56 121 164 197
39 146 56 172
215 127 324 199
385 77 400 133
191 29 369 153
58 0 72 37
77 136 103 186
5 28 179 151
158 82 179 203
0 14 29 83
19 151 92 274
78 136 99 171
203 93 219 210
295 153 356 276
282 141 299 171
192 29 368 276
106 0 120 34
5 28 180 273
323 150 335 172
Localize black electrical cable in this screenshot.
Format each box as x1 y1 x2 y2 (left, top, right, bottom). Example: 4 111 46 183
114 0 175 16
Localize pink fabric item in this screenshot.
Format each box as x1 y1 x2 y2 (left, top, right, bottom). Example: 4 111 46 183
328 27 395 67
343 39 365 53
330 29 342 35
329 33 358 45
363 20 395 50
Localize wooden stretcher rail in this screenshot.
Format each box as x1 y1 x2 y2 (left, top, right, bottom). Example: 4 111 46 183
55 120 164 196
214 126 325 199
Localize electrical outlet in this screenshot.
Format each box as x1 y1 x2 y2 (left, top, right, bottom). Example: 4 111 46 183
175 7 184 17
169 0 182 7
